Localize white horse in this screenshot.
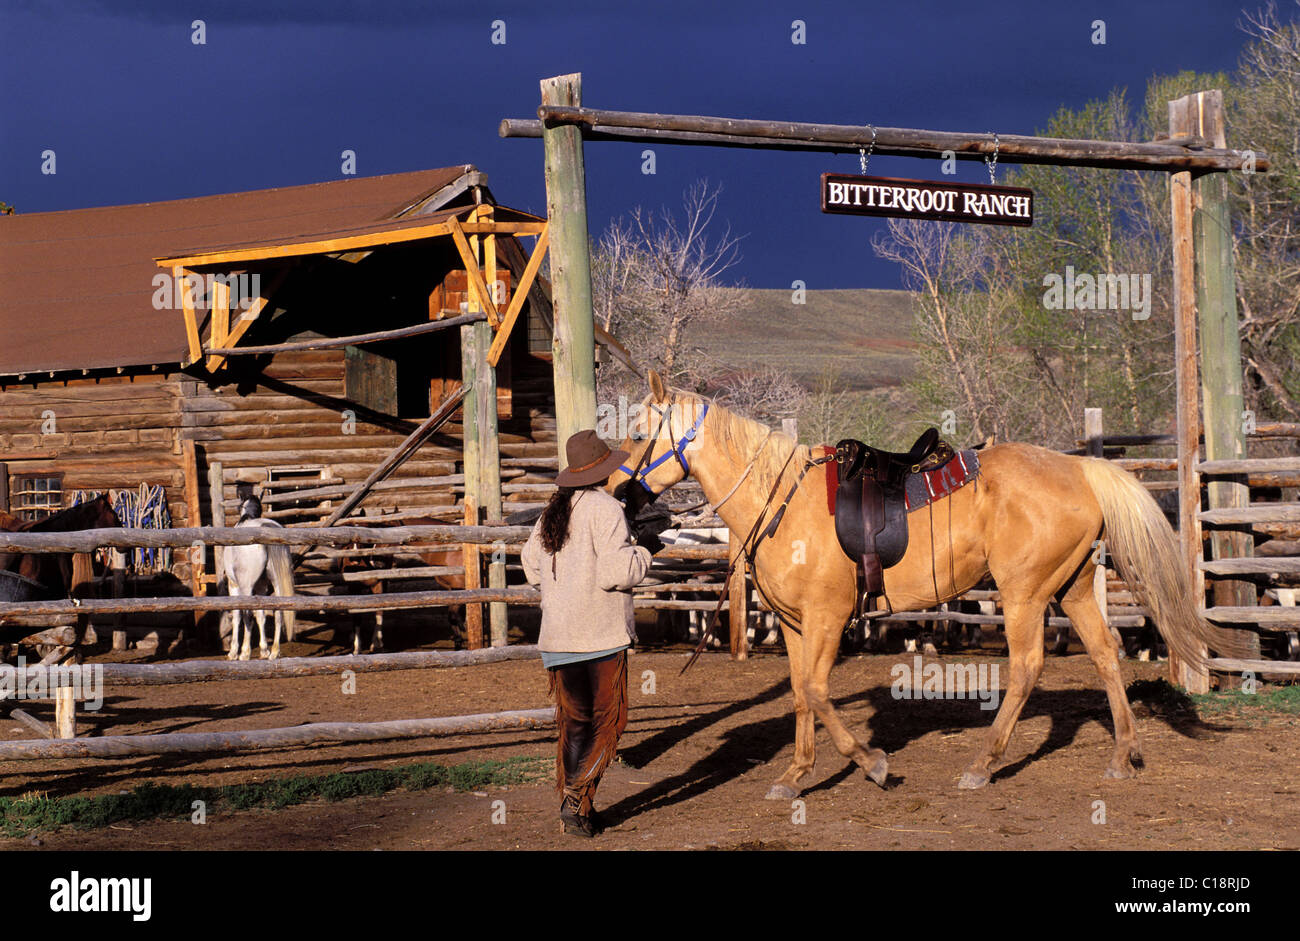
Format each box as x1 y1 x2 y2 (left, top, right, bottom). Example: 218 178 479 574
223 496 296 661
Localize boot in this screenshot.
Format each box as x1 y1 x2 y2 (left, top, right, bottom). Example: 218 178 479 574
559 793 596 838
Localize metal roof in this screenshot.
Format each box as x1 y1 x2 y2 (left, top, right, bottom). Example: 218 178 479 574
0 166 475 377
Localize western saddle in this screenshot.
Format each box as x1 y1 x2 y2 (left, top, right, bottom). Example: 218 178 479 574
833 428 956 616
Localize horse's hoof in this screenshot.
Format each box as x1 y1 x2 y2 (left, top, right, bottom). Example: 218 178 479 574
866 753 889 787
957 770 990 790
1103 765 1136 780
765 783 800 801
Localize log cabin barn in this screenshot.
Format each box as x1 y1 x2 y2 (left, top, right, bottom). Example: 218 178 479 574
0 166 619 651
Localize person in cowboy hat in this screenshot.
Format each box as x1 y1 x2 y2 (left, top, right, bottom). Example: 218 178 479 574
521 429 664 837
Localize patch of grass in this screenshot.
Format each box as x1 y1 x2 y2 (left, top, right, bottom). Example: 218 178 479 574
1192 682 1300 722
0 755 549 838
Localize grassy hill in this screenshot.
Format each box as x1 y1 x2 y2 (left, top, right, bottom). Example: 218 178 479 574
690 288 921 391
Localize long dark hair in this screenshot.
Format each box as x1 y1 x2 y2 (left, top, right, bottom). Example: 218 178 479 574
539 486 581 554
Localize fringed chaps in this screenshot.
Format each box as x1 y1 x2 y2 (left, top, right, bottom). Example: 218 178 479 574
548 651 628 814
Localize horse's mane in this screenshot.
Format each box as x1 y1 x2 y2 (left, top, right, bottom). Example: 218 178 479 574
677 392 808 494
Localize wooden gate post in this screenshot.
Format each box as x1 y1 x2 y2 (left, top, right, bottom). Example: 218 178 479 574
1183 92 1259 668
1168 95 1209 693
540 73 598 461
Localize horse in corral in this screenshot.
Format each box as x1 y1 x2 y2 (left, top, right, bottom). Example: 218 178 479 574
609 372 1252 798
0 495 121 599
222 495 295 660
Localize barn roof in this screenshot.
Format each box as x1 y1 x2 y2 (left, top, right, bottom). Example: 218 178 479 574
0 166 479 377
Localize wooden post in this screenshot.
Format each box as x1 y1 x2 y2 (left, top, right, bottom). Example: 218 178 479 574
1183 91 1260 669
728 529 749 660
0 462 8 512
181 438 207 641
208 461 225 584
1084 407 1103 458
54 686 75 740
541 73 598 461
471 319 508 646
1168 95 1209 693
460 322 485 649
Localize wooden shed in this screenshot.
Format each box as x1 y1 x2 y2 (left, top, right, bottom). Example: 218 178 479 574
0 166 581 612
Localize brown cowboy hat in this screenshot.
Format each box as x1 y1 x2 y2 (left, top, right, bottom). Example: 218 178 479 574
555 429 629 488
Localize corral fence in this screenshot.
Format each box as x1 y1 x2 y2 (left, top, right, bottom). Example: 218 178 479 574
0 521 741 758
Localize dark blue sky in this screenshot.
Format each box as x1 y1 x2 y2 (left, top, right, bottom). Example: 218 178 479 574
1 0 1259 288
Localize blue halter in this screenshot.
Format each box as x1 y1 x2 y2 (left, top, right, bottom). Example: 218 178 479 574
619 400 709 492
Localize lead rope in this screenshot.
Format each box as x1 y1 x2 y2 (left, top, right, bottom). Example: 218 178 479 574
681 446 801 675
681 450 834 674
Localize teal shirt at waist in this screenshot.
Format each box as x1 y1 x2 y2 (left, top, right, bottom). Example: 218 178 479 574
541 645 629 669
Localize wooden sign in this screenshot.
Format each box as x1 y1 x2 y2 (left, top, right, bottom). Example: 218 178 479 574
821 173 1033 227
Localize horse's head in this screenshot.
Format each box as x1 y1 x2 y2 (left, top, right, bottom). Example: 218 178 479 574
238 495 263 521
605 370 710 507
91 494 122 529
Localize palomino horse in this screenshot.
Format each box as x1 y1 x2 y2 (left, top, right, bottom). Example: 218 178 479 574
609 373 1250 797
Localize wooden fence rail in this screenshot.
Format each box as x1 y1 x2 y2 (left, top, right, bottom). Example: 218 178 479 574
0 708 556 761
6 645 541 688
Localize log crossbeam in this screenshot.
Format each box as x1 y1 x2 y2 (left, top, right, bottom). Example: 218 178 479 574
500 106 1269 173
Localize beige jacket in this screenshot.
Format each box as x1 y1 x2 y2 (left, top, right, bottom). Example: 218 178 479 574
521 488 652 653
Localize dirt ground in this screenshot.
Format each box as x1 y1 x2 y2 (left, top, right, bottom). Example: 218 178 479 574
2 637 1298 851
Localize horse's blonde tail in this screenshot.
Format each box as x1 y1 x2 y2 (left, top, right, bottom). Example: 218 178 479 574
1078 457 1254 669
266 544 296 641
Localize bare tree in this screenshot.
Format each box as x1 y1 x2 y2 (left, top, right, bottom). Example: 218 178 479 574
1232 1 1300 418
705 359 807 426
592 180 749 406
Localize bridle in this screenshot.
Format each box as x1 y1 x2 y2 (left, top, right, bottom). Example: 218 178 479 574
619 397 709 493
615 394 838 674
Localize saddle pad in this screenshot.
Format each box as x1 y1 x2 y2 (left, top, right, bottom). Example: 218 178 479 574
904 449 979 511
821 445 979 515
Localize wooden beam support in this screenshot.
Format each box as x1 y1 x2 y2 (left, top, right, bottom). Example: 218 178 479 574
175 265 202 366
209 312 487 357
205 277 231 372
207 267 290 371
157 220 457 268
501 107 1267 173
488 225 550 367
446 217 501 328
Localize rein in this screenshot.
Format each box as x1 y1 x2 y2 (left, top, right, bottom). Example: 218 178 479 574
681 446 835 675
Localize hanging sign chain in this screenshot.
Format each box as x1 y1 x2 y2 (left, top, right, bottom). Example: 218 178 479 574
986 132 999 184
859 125 877 175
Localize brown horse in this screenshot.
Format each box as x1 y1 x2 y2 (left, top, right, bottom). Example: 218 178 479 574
0 495 121 598
609 373 1250 797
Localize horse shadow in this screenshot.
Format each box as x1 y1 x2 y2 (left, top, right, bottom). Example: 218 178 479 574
603 669 1231 819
